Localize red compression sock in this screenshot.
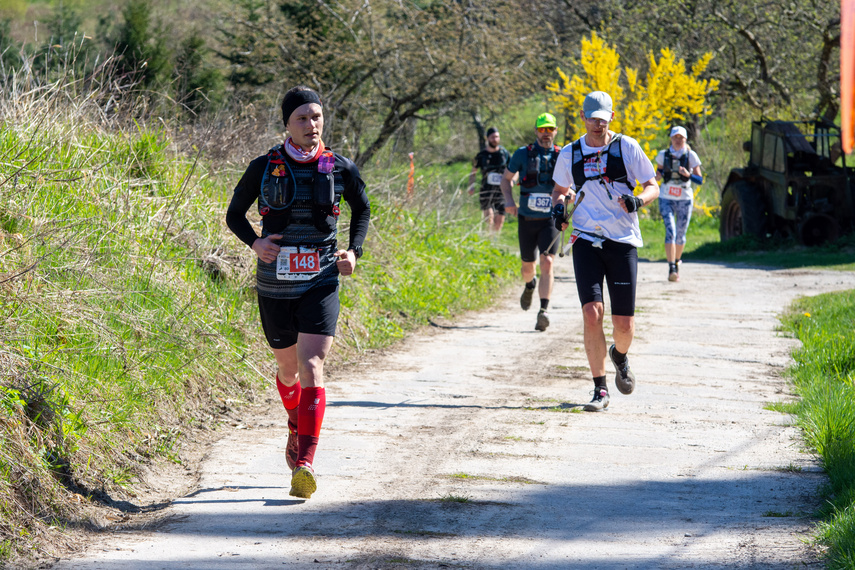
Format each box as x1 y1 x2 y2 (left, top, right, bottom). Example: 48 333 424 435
276 375 301 430
296 387 326 467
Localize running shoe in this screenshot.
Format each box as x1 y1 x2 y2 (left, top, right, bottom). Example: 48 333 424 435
289 464 317 499
583 387 610 412
609 344 636 395
520 277 536 311
285 422 298 471
535 310 550 331
668 263 679 282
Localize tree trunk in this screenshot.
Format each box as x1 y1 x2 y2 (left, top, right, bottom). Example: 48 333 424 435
470 109 486 151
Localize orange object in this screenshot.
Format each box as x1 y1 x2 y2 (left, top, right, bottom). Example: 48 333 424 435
843 0 855 153
407 152 415 196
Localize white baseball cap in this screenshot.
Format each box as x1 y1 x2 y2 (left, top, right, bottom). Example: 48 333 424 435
670 126 688 138
583 91 613 121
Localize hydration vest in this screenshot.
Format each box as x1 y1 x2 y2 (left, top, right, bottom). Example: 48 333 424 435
259 145 343 236
477 147 509 187
569 134 634 191
662 148 690 183
520 144 561 189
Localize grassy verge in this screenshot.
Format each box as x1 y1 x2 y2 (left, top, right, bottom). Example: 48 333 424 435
690 231 855 271
0 84 517 563
780 290 855 568
337 167 519 351
637 210 721 262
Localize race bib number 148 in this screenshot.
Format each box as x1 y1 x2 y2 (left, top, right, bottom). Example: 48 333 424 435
276 247 321 281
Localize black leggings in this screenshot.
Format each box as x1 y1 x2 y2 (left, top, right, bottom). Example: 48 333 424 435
571 236 637 316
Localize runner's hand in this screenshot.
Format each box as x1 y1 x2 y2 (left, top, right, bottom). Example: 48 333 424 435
252 234 282 264
334 249 357 276
620 194 644 213
552 203 568 231
468 184 475 196
505 203 518 217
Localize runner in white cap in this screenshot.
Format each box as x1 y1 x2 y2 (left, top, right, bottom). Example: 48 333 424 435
550 91 659 411
654 126 703 281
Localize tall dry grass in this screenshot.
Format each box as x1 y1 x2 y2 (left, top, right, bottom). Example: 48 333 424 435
0 59 270 564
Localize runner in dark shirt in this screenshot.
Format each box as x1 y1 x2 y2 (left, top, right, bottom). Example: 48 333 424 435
226 86 370 499
468 127 510 234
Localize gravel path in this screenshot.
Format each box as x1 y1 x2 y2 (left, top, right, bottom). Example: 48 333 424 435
53 260 855 569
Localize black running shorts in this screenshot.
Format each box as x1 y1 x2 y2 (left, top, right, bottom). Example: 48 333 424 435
518 216 559 262
257 283 340 349
571 236 637 316
479 186 505 215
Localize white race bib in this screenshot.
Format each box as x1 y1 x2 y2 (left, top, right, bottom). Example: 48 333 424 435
486 172 503 186
667 185 684 198
276 246 321 281
527 193 552 213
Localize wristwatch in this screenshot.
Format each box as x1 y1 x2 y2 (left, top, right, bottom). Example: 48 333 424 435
348 245 363 259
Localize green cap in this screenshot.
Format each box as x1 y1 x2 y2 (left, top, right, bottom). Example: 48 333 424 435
536 113 557 129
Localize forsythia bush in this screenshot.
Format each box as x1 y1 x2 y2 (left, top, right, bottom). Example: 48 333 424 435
547 32 719 158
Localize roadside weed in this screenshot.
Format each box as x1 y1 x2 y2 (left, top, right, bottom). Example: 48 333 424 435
438 494 471 503
765 401 800 415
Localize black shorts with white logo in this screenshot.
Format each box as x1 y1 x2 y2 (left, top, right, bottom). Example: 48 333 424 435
571 236 637 316
257 283 340 349
518 215 559 262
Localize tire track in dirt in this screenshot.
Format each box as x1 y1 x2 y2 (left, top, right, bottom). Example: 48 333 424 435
54 261 855 569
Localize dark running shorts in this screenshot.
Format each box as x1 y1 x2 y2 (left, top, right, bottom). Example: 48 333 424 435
518 216 559 262
571 236 638 316
479 186 505 214
257 283 340 349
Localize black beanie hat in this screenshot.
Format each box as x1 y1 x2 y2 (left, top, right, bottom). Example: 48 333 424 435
281 87 323 127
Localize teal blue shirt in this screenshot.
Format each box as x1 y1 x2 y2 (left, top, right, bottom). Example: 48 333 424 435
507 143 562 218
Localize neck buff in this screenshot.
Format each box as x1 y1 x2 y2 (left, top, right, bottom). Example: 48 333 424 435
284 136 325 163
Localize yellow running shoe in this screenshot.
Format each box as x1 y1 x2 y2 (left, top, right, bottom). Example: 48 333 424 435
289 464 317 499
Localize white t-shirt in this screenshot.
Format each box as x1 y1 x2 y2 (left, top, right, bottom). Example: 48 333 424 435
553 133 656 248
655 146 702 201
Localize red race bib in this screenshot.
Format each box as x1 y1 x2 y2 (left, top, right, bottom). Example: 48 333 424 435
289 251 320 273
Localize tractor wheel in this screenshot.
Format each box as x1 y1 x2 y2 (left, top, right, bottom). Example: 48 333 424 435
720 181 767 241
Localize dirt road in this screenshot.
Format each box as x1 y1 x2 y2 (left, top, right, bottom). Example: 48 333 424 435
54 260 855 569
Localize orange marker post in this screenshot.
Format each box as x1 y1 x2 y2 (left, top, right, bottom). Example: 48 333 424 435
843 0 855 153
407 152 415 197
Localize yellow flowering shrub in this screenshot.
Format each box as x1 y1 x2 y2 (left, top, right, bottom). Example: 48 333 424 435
547 32 719 159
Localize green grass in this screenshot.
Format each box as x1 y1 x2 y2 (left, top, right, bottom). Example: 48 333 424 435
779 290 855 568
0 100 270 559
690 231 855 270
637 212 721 261
765 401 800 415
337 170 519 350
